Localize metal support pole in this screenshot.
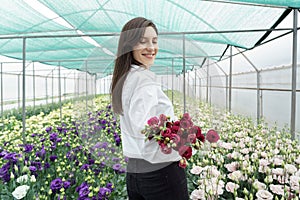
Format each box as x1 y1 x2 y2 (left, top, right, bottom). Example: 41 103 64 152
194 69 197 97
183 34 186 113
0 63 3 120
209 76 212 106
32 62 35 110
229 46 233 112
235 47 261 124
18 75 20 109
172 59 174 105
45 78 48 104
206 59 209 103
215 63 228 110
290 9 298 140
85 61 88 111
58 62 62 121
52 71 54 104
64 77 66 101
22 38 26 143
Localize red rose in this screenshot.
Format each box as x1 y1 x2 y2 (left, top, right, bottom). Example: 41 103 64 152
161 128 172 138
196 126 205 142
147 116 159 126
171 125 180 133
206 129 220 143
179 146 192 159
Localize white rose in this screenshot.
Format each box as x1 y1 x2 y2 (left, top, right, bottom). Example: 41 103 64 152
256 189 273 200
12 185 30 200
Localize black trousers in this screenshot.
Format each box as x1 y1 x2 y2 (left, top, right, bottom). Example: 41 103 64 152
126 161 189 200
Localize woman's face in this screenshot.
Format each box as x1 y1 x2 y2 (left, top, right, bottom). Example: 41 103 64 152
133 26 158 68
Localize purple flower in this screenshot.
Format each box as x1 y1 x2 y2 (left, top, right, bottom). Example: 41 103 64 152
50 178 63 192
29 166 37 172
63 181 71 189
80 164 89 171
50 155 58 162
112 164 121 172
98 187 112 198
45 127 52 133
50 133 58 142
79 186 89 198
24 144 34 153
36 145 46 160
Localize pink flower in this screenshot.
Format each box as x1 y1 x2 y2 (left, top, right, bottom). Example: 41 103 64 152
190 166 203 175
147 116 159 126
159 114 168 126
170 134 181 146
180 119 193 129
256 189 273 200
206 129 220 143
160 143 172 154
161 128 172 138
187 133 196 144
182 113 191 120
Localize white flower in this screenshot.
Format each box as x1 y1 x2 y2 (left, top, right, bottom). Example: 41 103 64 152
253 179 266 190
256 189 273 200
12 185 30 200
30 175 36 182
269 184 284 195
284 164 297 174
225 182 239 193
190 166 203 175
190 189 205 200
16 175 29 184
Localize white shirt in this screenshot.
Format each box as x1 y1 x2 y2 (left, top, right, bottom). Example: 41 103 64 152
120 64 181 164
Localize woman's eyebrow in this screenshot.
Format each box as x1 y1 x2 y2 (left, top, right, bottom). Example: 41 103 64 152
140 37 158 40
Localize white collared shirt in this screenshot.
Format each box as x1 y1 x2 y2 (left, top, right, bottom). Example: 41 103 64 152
119 65 181 164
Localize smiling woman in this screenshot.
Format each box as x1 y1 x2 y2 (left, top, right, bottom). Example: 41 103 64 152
132 27 158 69
110 17 189 200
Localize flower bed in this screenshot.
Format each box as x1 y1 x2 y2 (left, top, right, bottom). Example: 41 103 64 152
1 93 299 199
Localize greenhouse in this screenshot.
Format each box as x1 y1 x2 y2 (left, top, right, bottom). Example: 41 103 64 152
0 0 300 199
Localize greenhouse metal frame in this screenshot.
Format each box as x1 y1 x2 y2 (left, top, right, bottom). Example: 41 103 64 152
0 0 299 141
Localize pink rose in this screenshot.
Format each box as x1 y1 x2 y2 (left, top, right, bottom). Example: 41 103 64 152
180 119 193 129
147 116 159 126
182 113 191 120
206 129 220 143
160 143 172 154
159 114 168 126
161 128 172 138
187 133 196 144
170 134 181 146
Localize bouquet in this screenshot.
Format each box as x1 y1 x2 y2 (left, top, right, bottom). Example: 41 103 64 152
141 113 219 168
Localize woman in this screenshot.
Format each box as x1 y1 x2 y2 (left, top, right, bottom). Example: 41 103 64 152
111 17 188 200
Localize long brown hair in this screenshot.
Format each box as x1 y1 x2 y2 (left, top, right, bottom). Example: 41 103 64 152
110 17 158 115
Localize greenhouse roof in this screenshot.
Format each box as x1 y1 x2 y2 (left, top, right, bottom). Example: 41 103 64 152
0 0 299 77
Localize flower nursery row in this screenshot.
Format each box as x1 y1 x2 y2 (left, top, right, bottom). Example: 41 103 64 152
1 92 300 199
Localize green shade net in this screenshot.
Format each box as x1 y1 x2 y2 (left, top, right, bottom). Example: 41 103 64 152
0 0 298 77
